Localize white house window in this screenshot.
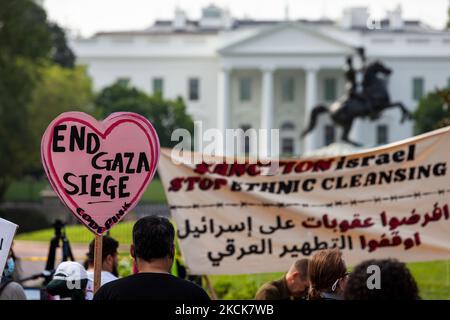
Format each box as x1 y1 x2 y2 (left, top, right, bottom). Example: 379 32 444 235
412 77 424 101
282 77 295 102
377 124 389 145
281 138 294 155
324 78 337 101
188 78 200 101
152 77 164 96
239 77 252 102
281 122 296 131
324 125 335 146
281 122 296 156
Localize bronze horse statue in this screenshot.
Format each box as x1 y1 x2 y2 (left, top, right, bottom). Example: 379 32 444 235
301 60 412 146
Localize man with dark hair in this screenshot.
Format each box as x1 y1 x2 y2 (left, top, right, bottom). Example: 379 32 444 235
94 216 210 300
344 259 420 300
255 259 310 300
85 236 119 300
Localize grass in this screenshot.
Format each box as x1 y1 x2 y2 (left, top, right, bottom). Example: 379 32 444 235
408 259 450 300
4 178 167 204
16 221 134 244
140 178 167 204
16 222 450 300
3 179 48 202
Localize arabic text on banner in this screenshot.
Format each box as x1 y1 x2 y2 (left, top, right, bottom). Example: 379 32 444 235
158 127 450 275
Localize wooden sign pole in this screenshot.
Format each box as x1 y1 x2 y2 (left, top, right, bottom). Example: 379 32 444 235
203 275 218 300
93 234 103 294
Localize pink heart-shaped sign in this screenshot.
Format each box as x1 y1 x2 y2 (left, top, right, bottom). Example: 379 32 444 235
41 112 160 235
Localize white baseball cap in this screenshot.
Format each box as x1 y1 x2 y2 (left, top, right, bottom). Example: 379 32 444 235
52 261 88 282
47 261 88 299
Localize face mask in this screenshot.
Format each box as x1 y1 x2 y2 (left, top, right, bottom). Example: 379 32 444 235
4 258 15 278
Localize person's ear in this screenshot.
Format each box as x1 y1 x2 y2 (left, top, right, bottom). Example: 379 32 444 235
291 271 299 281
130 244 135 259
105 254 114 266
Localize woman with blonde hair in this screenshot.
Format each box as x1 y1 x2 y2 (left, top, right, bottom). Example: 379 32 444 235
308 249 349 300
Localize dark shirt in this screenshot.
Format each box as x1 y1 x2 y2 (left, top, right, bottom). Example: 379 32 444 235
93 272 210 301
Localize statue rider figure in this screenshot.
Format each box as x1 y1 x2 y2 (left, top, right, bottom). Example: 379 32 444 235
344 56 358 98
344 47 376 118
302 47 411 146
356 47 366 94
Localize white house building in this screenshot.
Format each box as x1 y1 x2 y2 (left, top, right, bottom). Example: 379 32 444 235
71 5 450 156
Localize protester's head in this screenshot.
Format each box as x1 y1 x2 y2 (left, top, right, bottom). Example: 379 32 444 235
285 259 310 297
130 216 175 272
344 259 420 300
46 261 88 300
308 249 348 300
86 236 119 276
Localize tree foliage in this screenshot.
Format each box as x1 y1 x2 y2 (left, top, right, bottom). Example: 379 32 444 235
96 81 195 148
0 0 52 200
0 0 52 59
448 3 450 29
0 0 77 200
27 64 94 172
413 87 450 134
48 22 76 68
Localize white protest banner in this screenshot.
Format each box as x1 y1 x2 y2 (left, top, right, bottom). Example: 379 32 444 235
0 217 18 274
158 127 450 275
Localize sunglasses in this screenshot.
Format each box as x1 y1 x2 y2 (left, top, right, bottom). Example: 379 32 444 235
331 272 351 292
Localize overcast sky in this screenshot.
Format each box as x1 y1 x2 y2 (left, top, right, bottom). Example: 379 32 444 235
42 0 450 37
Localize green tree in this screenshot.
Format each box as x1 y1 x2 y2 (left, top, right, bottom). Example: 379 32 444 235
27 64 94 172
0 0 76 200
0 0 52 200
413 88 450 134
448 1 450 29
0 0 52 59
96 81 194 148
48 22 75 68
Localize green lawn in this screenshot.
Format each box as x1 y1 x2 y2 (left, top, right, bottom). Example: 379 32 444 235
16 222 450 300
140 178 167 204
3 179 48 202
4 178 166 204
16 221 134 244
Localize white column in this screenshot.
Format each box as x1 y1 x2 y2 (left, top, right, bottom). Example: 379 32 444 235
304 67 318 153
217 67 231 155
260 67 275 156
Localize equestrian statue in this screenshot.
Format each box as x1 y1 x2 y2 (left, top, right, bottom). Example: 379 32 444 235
301 47 412 146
